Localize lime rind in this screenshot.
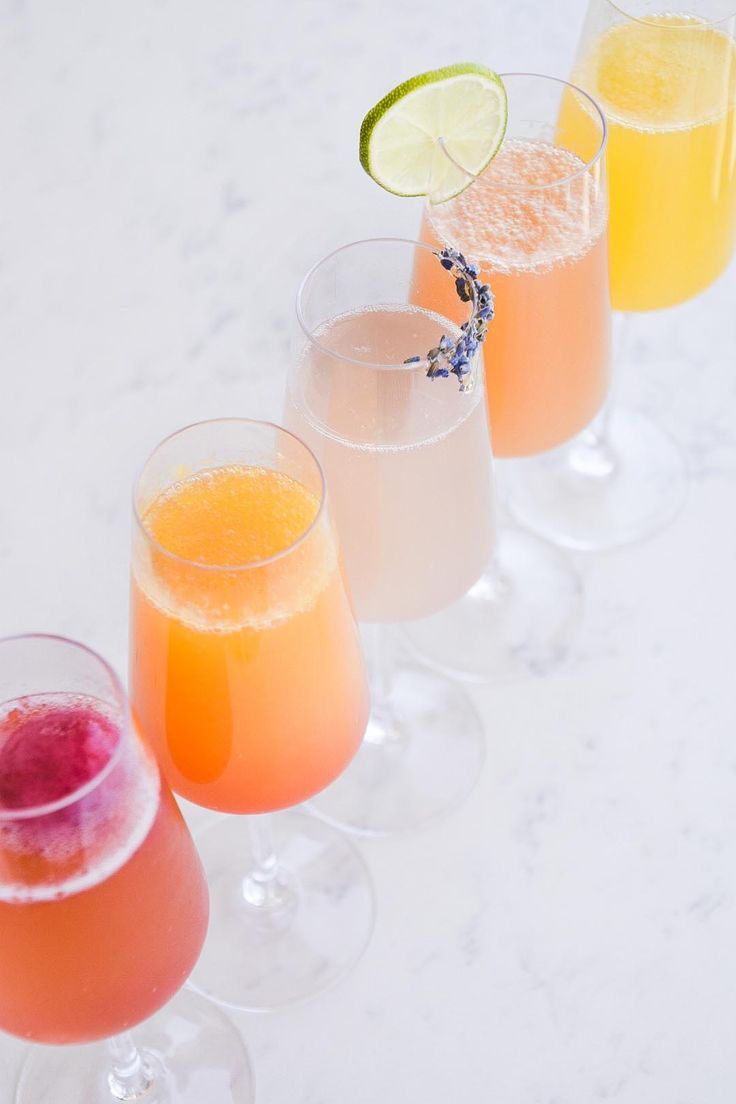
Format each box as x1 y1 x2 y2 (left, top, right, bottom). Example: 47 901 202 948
359 63 508 203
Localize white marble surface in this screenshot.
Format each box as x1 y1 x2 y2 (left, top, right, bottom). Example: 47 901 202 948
1 0 736 1100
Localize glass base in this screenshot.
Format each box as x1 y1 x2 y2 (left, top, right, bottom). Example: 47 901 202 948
16 989 255 1103
507 407 687 551
402 529 583 683
307 662 485 835
188 811 375 1011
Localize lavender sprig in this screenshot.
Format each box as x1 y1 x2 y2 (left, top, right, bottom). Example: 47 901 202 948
405 247 494 392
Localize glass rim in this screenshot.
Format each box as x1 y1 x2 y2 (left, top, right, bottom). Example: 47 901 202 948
295 236 479 371
132 417 327 572
435 72 608 195
0 634 129 822
604 0 736 27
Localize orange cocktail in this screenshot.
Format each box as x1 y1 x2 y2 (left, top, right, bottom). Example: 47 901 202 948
130 425 368 815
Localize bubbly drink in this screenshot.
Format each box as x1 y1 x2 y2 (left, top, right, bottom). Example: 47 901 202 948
418 137 610 458
562 15 736 310
284 303 496 624
0 694 208 1044
131 464 368 812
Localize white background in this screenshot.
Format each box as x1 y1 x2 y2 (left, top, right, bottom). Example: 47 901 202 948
1 0 735 1101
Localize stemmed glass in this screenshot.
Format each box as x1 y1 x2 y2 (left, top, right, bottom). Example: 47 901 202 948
405 73 609 682
284 237 494 833
508 7 736 549
129 418 374 1010
0 634 253 1104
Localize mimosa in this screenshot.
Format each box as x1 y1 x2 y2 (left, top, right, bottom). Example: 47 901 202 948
418 137 610 457
129 422 373 1013
563 15 736 310
131 464 368 813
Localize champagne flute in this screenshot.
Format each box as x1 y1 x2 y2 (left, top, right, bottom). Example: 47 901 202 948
509 5 736 548
0 634 253 1104
130 418 374 1009
284 237 494 830
407 73 608 681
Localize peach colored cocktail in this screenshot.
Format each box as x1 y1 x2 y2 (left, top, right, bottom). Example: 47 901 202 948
131 463 368 813
417 136 610 457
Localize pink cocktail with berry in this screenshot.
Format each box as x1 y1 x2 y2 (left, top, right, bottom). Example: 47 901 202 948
0 690 208 1044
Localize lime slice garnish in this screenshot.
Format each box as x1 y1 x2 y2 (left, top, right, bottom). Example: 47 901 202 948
359 63 508 204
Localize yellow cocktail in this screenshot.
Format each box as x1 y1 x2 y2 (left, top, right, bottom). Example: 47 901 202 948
563 14 736 310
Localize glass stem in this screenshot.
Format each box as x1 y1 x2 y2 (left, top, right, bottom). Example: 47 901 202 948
106 1032 154 1101
364 623 402 746
569 407 617 477
242 814 284 907
568 312 632 479
467 546 511 602
366 622 393 707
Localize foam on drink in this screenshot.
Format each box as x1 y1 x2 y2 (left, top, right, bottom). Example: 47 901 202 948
134 464 336 633
564 14 736 309
576 16 736 132
426 138 607 275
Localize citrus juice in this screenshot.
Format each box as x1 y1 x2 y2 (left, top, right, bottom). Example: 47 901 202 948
130 464 368 813
562 15 736 310
417 138 610 457
0 694 208 1044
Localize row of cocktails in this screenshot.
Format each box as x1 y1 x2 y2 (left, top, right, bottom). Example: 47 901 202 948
2 4 736 1102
